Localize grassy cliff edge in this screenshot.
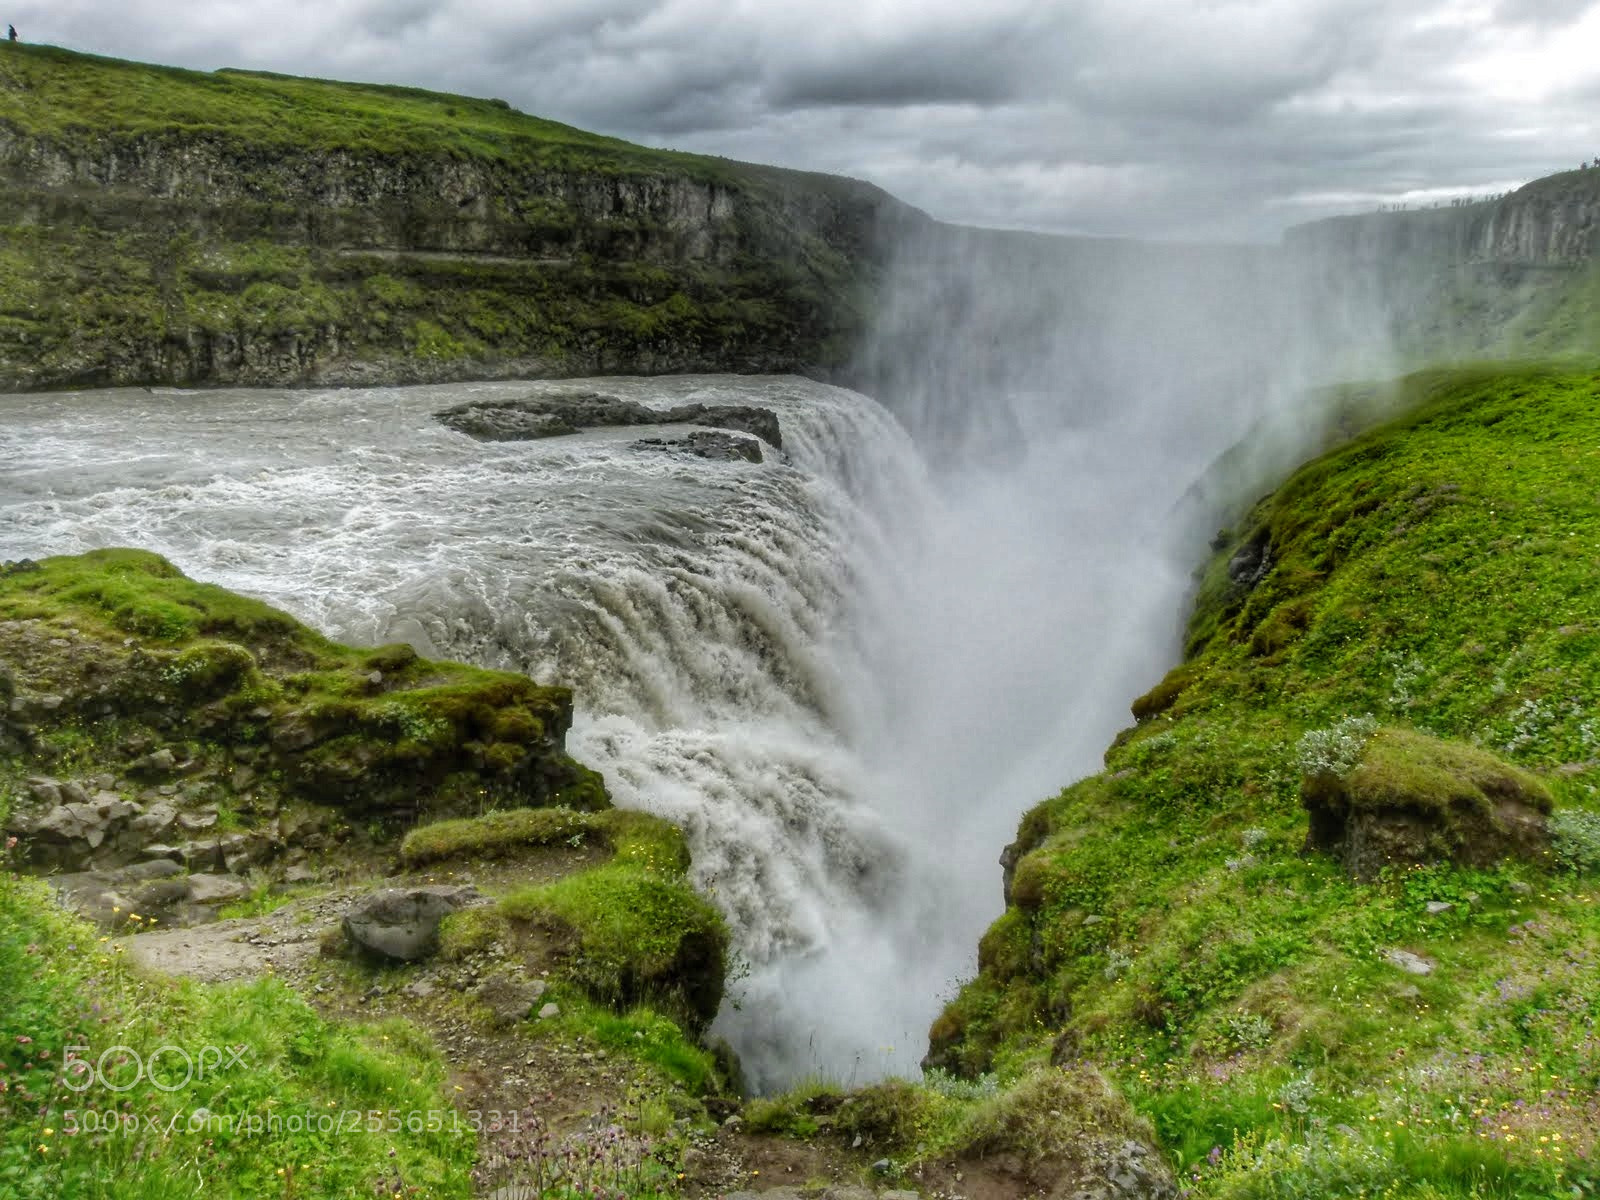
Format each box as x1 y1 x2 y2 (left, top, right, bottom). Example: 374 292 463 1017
920 365 1600 1196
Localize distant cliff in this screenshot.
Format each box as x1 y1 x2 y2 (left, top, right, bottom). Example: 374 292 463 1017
0 43 926 390
1283 169 1600 363
1286 169 1600 266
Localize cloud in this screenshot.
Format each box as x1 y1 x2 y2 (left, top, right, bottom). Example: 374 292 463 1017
12 0 1600 240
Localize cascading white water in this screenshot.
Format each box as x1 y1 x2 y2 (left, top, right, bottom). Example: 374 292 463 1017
0 329 1319 1090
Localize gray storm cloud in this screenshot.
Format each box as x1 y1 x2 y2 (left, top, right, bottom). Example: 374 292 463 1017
13 0 1600 239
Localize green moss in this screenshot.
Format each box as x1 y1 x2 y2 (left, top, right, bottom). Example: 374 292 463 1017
1130 663 1202 720
0 548 308 648
743 1079 845 1138
950 1066 1152 1163
0 550 599 815
499 863 726 1030
436 907 512 960
1340 728 1552 817
399 805 682 868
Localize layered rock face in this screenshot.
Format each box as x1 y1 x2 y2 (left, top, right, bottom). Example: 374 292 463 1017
1280 168 1600 364
1285 170 1600 267
0 45 924 389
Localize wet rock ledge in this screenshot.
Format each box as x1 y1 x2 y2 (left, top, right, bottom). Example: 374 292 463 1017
434 391 783 452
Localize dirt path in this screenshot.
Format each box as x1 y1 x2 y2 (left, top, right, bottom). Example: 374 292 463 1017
127 891 348 983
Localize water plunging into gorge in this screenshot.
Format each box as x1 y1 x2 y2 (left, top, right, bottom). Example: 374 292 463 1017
0 238 1380 1088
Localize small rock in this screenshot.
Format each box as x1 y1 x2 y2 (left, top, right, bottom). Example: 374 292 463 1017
1509 881 1533 896
130 803 179 840
118 858 184 882
404 980 437 999
25 776 62 805
1082 914 1104 926
476 972 546 1027
1382 948 1435 976
538 1002 561 1020
871 1159 894 1175
1424 901 1453 915
132 878 193 908
186 873 251 906
177 810 217 834
131 748 178 777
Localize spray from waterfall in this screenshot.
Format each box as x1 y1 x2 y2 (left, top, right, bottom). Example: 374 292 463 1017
0 226 1405 1091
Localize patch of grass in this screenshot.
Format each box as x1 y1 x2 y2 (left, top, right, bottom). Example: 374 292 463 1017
546 996 723 1096
435 907 512 961
399 803 681 867
215 877 321 920
0 872 472 1197
951 1065 1153 1164
499 864 726 1031
742 1079 845 1139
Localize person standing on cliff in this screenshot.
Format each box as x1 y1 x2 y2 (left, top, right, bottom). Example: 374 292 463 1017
6 26 16 42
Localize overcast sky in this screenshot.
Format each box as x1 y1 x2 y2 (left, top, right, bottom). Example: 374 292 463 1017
14 0 1600 241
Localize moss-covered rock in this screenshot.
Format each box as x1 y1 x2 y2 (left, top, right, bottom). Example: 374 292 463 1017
497 830 725 1033
0 549 603 820
1302 726 1552 879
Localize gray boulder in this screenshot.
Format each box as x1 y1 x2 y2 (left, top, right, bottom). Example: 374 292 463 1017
186 873 251 906
341 885 480 961
8 794 144 869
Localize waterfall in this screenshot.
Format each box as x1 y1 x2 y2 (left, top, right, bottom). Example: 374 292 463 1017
0 230 1349 1088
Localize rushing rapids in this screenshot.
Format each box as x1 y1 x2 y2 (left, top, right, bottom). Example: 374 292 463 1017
0 372 1225 1088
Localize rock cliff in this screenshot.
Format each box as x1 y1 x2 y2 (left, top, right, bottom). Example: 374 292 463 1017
0 43 925 389
1282 168 1600 363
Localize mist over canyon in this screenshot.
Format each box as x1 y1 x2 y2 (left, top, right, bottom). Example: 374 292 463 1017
0 197 1413 1090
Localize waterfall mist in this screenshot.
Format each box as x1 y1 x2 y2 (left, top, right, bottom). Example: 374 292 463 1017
0 223 1404 1094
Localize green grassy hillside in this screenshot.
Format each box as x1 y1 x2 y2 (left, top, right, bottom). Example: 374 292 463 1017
0 43 915 390
924 365 1600 1197
0 45 685 169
